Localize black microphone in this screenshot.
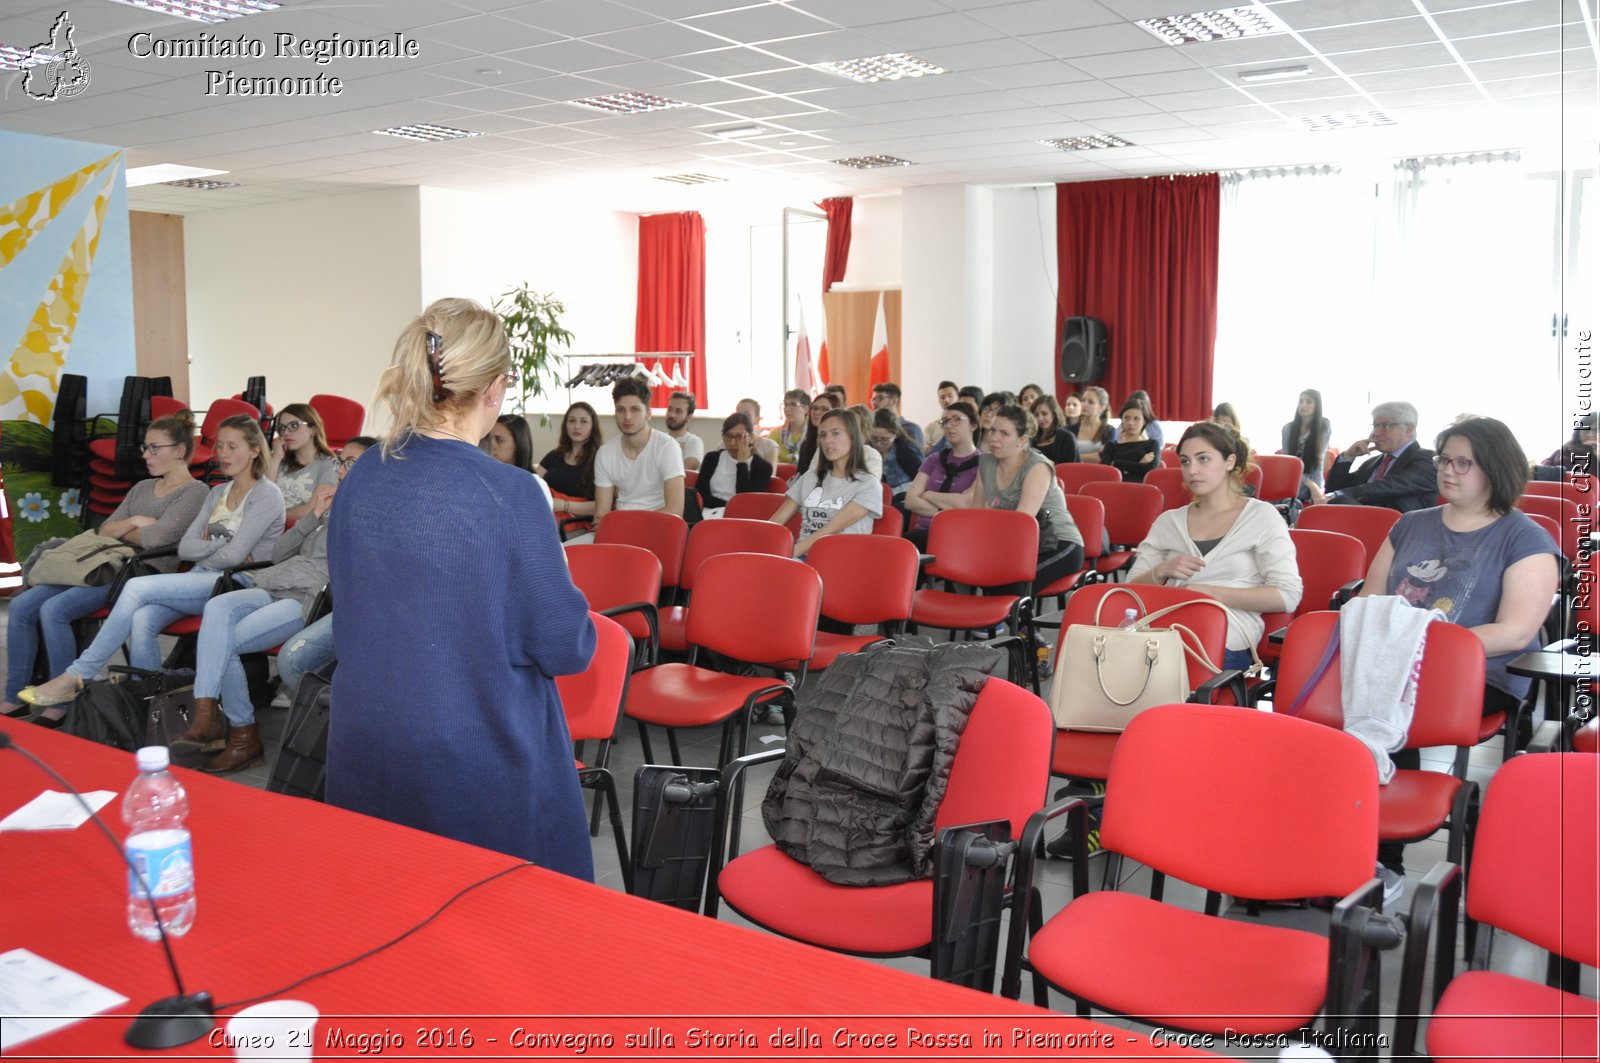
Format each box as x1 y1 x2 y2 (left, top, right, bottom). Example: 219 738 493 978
2 732 214 1048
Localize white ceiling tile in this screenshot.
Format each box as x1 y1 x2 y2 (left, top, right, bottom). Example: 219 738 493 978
1024 23 1170 59
1451 26 1569 61
1060 96 1166 120
1431 1 1566 38
784 0 949 29
1109 124 1219 143
501 38 639 72
1141 86 1260 110
683 4 836 43
501 0 660 36
1356 66 1476 91
965 59 1095 90
1068 47 1205 79
584 21 735 58
701 94 825 118
666 45 802 77
919 37 1057 71
1331 41 1459 73
1272 94 1382 116
1238 77 1363 102
754 30 905 63
1373 84 1493 107
1302 18 1443 53
1483 72 1568 97
842 11 1010 50
1107 69 1228 96
414 15 567 54
1012 80 1132 106
1182 35 1321 69
723 66 848 93
967 0 1124 35
1268 0 1428 31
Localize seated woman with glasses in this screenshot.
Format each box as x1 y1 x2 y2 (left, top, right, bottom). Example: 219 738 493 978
695 411 774 516
868 408 923 499
271 403 339 524
3 411 209 721
768 389 810 466
770 408 883 558
1360 415 1559 878
19 415 286 723
904 400 982 551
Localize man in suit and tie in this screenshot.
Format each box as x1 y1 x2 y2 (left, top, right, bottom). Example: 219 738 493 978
1305 401 1437 512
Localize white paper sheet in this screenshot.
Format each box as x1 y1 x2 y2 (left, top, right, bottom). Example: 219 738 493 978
0 949 129 1048
0 789 116 831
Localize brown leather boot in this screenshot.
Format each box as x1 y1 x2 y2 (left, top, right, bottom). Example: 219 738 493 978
170 697 225 753
203 724 263 774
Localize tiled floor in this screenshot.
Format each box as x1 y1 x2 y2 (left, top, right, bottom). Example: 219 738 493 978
5 599 1578 1052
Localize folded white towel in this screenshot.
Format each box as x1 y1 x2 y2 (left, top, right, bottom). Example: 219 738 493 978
1339 596 1442 783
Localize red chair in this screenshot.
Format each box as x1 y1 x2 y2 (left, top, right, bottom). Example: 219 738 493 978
1159 444 1179 468
910 509 1039 685
624 552 820 766
1272 611 1485 868
1254 453 1304 506
872 506 904 537
725 492 801 539
565 544 661 667
1055 463 1120 493
1142 467 1190 511
307 394 365 451
803 534 919 670
1034 494 1104 614
774 462 797 482
682 470 698 490
763 476 787 493
554 611 633 889
1255 528 1367 667
1048 585 1234 790
1242 463 1264 495
594 510 688 597
709 677 1054 981
1523 475 1596 498
1518 494 1582 563
1004 705 1393 1046
657 519 794 654
1395 752 1598 1061
1082 481 1163 580
188 397 262 471
1295 504 1400 566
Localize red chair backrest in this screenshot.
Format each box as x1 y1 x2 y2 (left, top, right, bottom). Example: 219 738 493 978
199 397 261 443
806 533 918 626
1294 504 1400 564
1142 467 1190 511
1160 445 1180 467
1467 753 1600 964
1242 463 1264 495
775 462 798 482
687 553 820 664
872 506 903 537
1524 511 1562 554
1516 494 1580 559
1058 585 1229 689
1082 481 1164 548
1274 611 1486 750
308 394 366 450
764 476 787 493
1254 454 1304 504
936 678 1054 838
683 470 698 490
1104 706 1378 900
150 396 188 420
594 510 688 589
1288 528 1367 611
924 509 1038 588
554 612 630 744
564 543 662 642
724 492 800 538
1055 463 1121 493
1523 475 1596 499
680 518 793 592
1062 493 1105 566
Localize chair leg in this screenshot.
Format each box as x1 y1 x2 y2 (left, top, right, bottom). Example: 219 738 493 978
665 727 683 766
635 719 656 765
598 772 632 895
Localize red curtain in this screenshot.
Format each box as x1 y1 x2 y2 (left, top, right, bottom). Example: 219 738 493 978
636 211 707 409
819 197 852 291
1054 175 1219 421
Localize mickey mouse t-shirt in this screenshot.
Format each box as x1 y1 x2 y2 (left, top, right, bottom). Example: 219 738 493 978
1384 507 1559 697
786 468 882 541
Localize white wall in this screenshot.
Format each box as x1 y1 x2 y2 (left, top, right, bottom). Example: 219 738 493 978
185 187 422 424
841 193 903 289
900 185 988 425
987 187 1059 397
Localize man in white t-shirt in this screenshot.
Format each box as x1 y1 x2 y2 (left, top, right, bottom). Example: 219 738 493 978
594 376 686 519
663 391 704 471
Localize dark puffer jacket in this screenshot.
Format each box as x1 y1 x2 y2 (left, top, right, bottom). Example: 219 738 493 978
761 640 1004 885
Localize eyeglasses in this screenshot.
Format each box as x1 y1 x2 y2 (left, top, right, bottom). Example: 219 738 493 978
1372 421 1405 432
868 435 895 446
782 400 807 409
1433 455 1477 474
140 442 181 455
722 432 749 443
938 416 966 427
336 456 358 469
276 420 305 434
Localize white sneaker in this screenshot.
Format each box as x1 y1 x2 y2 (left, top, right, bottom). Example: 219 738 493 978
1377 864 1404 909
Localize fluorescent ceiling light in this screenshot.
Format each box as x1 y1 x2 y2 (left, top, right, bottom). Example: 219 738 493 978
833 155 914 169
106 0 280 24
162 178 241 190
817 53 945 83
1137 7 1289 46
0 43 61 71
1239 64 1313 82
655 173 727 185
125 163 229 187
373 123 483 142
1042 134 1133 151
570 91 688 115
1302 111 1396 131
711 124 763 139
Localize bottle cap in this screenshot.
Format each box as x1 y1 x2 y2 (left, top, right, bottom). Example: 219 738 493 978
135 746 171 772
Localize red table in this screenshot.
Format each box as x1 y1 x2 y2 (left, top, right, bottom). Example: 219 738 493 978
0 719 1221 1059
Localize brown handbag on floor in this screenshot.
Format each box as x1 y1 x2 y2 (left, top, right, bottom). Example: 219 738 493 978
1049 587 1226 733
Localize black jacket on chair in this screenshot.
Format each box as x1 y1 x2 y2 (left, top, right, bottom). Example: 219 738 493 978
1324 443 1437 512
695 449 774 511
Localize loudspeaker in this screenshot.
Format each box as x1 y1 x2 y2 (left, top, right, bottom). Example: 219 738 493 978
1060 316 1107 383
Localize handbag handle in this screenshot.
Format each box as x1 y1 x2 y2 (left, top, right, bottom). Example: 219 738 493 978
1094 591 1263 678
1090 634 1161 706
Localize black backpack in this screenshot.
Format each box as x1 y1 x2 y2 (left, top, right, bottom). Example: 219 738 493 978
58 669 187 751
268 666 333 801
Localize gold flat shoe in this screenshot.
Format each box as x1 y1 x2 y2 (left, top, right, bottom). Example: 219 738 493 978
18 680 81 707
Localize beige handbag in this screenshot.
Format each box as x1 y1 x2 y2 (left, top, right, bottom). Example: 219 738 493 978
1049 587 1228 733
25 531 135 588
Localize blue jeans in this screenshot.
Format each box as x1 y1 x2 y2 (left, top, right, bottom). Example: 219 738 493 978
195 590 308 726
66 571 220 680
1223 648 1255 673
276 613 334 701
6 583 110 700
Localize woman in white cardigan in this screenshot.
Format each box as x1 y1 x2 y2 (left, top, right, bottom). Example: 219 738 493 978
1127 420 1302 671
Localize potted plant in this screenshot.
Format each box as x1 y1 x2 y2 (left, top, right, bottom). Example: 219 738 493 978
493 285 574 416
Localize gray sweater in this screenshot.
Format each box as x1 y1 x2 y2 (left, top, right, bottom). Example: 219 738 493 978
106 479 210 572
250 510 330 617
178 479 286 570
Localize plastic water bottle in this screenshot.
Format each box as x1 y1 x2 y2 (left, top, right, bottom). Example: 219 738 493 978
1118 607 1140 630
123 746 196 941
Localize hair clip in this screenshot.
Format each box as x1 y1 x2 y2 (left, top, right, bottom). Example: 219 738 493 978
425 330 446 402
